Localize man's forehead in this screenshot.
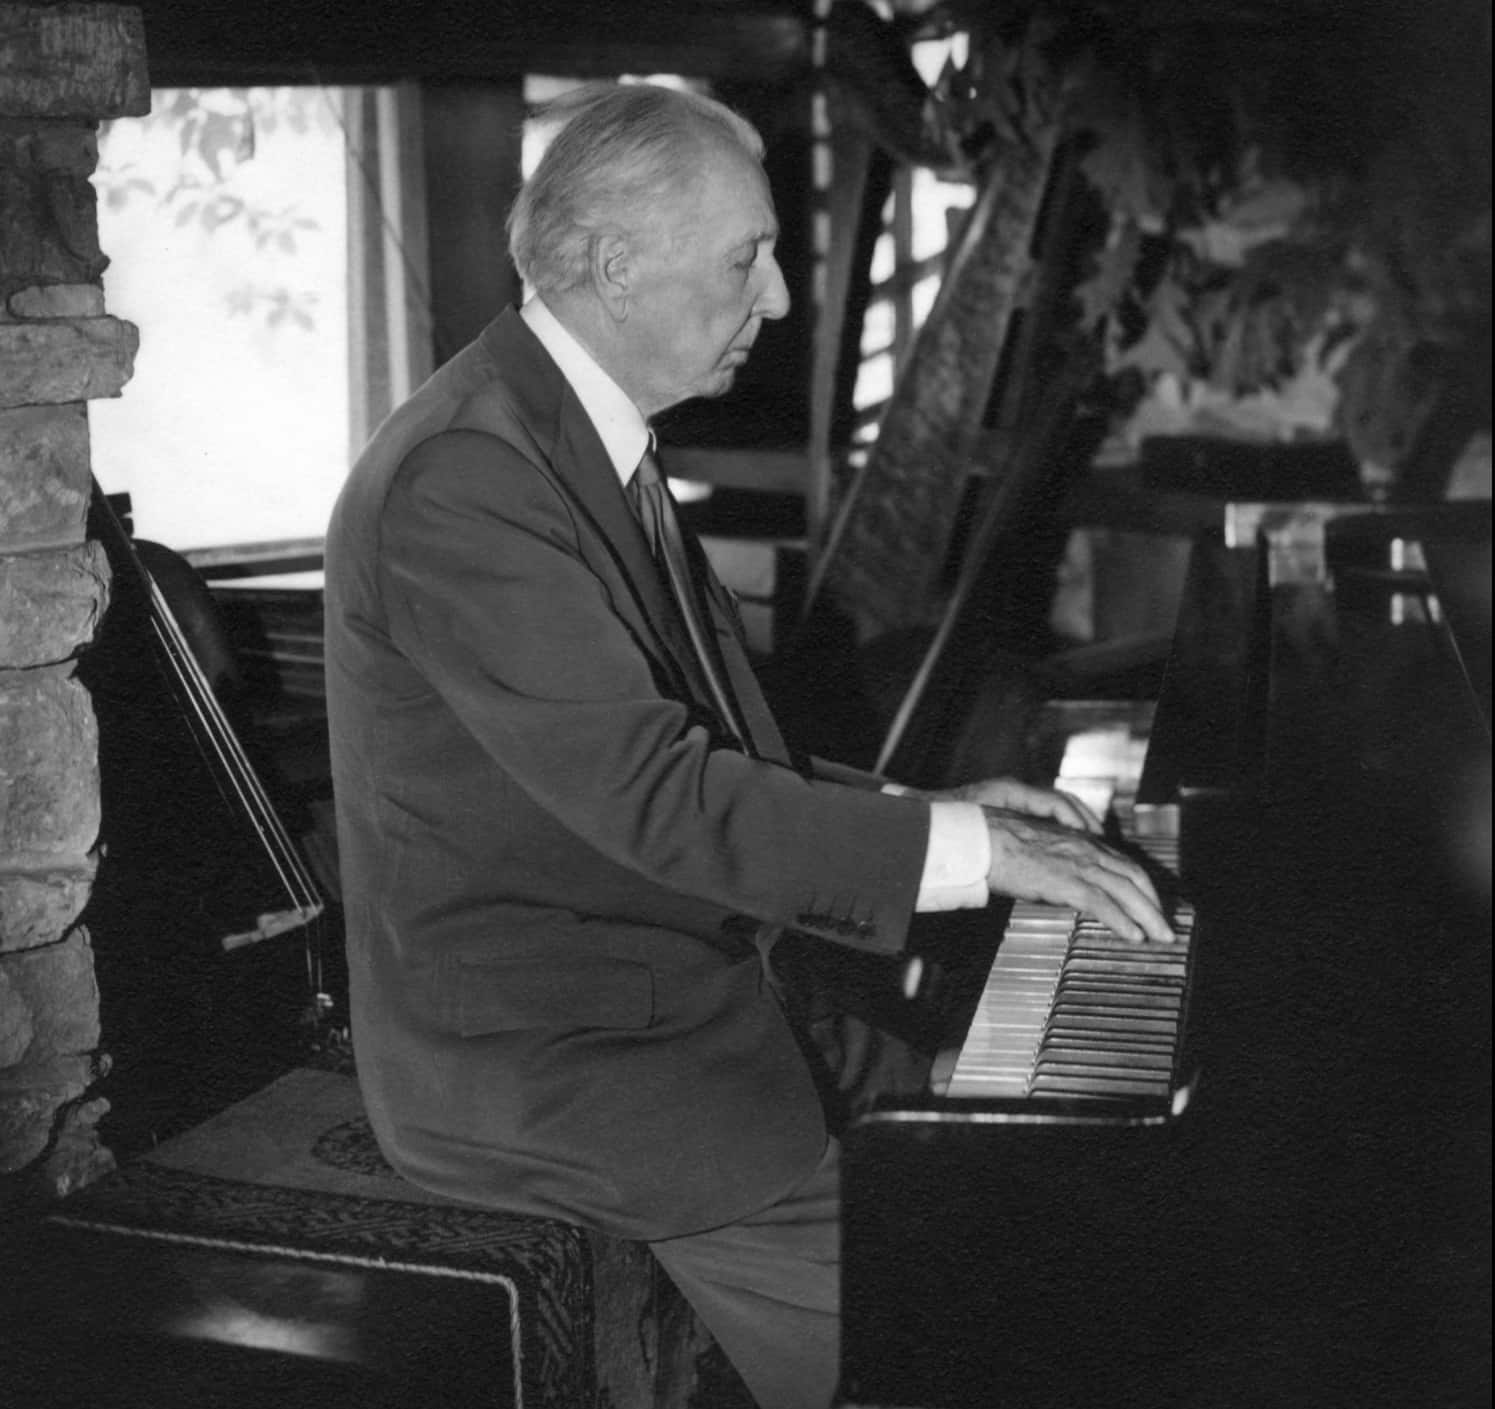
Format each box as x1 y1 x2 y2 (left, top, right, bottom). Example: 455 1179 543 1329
665 174 775 250
703 162 776 235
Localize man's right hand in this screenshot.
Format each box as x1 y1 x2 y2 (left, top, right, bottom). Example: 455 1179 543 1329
983 808 1175 944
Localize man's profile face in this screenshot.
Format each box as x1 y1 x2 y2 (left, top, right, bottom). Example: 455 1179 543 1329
622 139 790 418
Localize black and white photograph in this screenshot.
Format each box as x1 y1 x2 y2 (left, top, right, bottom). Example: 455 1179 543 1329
2 3 1489 1406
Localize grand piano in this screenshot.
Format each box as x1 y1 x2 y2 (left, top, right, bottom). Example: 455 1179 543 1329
837 503 1491 1409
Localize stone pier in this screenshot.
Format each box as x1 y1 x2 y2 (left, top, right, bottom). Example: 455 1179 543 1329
0 2 148 1200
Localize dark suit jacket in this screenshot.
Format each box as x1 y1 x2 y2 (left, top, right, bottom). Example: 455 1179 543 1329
324 308 931 1240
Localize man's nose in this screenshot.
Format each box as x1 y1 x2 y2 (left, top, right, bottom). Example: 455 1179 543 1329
756 258 791 321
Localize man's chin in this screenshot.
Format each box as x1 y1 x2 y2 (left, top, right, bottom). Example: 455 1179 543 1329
691 368 738 401
659 368 738 413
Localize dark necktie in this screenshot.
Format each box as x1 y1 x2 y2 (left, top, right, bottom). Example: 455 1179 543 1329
629 449 756 755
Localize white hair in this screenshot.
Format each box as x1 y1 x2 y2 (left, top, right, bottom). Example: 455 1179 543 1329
507 82 765 294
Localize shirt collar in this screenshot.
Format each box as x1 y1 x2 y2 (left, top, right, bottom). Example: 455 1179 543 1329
521 296 650 485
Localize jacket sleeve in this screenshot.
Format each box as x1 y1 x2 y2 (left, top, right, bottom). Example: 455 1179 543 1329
377 431 930 954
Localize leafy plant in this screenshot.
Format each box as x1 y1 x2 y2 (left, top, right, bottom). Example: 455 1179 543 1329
899 0 1490 495
97 87 341 333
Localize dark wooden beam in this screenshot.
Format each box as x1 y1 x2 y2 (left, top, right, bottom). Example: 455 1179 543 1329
133 0 812 88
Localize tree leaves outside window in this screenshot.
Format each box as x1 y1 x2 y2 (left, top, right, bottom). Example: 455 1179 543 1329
98 87 340 334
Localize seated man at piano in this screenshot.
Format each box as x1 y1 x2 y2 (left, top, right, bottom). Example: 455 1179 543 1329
323 81 1172 1409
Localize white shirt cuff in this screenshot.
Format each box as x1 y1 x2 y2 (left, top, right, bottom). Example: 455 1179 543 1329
913 799 991 912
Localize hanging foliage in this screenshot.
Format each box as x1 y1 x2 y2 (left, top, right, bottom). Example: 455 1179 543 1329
96 87 342 333
870 0 1491 495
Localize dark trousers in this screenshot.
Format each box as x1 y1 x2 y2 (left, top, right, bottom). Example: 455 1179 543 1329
648 965 936 1409
649 1138 842 1409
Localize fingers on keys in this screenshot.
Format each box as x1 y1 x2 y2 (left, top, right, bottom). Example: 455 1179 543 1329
991 818 1176 946
1081 844 1174 944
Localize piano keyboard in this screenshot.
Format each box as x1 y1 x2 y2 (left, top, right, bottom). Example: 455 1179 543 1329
940 890 1195 1103
935 713 1197 1109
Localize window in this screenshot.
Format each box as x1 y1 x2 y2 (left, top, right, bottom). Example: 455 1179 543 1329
845 32 975 451
92 85 429 557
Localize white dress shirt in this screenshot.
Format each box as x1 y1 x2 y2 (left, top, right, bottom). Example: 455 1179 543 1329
520 297 991 912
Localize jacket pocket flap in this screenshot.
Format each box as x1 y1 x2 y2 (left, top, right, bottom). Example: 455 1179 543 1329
450 957 655 1035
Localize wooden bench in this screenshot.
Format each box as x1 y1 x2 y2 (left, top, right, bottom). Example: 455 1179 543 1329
1 1067 750 1409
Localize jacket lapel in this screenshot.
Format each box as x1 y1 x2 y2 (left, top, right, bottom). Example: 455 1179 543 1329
686 531 794 766
550 403 726 716
463 309 792 760
487 315 733 723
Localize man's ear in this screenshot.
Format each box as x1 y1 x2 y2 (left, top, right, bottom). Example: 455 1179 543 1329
592 231 632 322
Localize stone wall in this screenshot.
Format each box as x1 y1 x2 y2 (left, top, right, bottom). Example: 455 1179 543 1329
1 2 147 1199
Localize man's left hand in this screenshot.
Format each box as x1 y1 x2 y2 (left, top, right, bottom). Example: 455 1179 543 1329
919 777 1104 835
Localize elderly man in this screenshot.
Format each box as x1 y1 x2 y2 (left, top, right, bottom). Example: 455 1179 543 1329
324 82 1170 1409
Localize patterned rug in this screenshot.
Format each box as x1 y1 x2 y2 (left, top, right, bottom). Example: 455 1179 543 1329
43 1067 594 1408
